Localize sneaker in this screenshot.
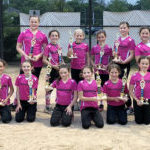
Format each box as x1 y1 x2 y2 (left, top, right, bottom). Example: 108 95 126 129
126 107 134 115
9 103 17 111
44 106 52 114
99 104 104 112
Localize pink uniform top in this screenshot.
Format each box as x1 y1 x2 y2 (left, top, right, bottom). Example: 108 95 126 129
52 79 77 106
17 29 48 67
15 74 38 101
43 43 60 65
135 42 150 70
91 44 112 74
103 79 128 106
0 74 13 105
130 72 150 100
78 79 100 110
68 42 89 69
115 36 135 61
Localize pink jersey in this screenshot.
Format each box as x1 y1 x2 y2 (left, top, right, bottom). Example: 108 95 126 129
135 42 150 70
52 79 77 106
68 42 89 69
77 79 100 110
115 36 135 61
0 74 13 105
43 43 60 65
130 72 150 100
103 79 128 106
15 74 38 101
17 29 48 67
91 44 112 74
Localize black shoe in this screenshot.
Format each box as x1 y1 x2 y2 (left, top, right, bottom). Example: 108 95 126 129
99 104 104 112
126 107 134 115
9 103 16 111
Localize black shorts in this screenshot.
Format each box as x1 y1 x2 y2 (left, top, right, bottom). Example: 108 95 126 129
71 68 83 83
107 104 127 125
48 68 59 84
50 104 73 127
81 107 104 129
15 100 37 122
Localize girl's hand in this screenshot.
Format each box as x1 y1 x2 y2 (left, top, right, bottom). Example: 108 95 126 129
65 105 72 115
16 104 22 113
1 99 8 106
32 55 40 62
136 100 143 106
52 65 59 70
45 86 53 92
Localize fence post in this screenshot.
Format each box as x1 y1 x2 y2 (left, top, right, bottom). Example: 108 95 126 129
88 0 92 51
0 0 4 58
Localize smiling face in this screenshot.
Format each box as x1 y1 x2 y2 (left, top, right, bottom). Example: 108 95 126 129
138 58 150 72
59 68 69 80
97 33 106 45
29 16 40 31
119 23 129 37
82 67 93 81
0 62 5 75
109 68 120 81
22 62 32 75
49 31 59 44
140 29 150 43
74 30 84 43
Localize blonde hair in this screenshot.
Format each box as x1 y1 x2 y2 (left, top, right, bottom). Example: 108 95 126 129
74 29 85 38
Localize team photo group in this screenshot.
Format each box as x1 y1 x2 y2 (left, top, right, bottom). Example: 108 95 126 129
0 15 150 129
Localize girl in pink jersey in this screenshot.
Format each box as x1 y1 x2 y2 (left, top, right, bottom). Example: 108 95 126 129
135 27 150 71
0 59 14 123
78 66 104 129
113 22 135 78
129 56 150 124
67 29 90 110
47 64 77 127
11 15 48 110
103 63 128 125
43 30 61 113
15 61 38 122
91 30 112 111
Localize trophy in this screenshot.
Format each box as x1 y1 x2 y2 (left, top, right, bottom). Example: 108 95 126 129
68 30 77 59
29 36 36 59
96 71 107 100
45 57 52 88
28 73 36 103
113 33 120 62
120 69 128 102
139 78 149 105
58 47 62 65
97 43 105 70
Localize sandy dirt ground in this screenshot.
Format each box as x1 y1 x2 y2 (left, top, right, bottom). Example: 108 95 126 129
0 64 150 150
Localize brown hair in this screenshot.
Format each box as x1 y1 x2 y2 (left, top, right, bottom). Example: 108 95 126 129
82 65 94 74
108 63 121 74
138 56 150 64
29 15 40 22
119 21 129 28
139 26 150 35
0 59 7 66
48 30 60 38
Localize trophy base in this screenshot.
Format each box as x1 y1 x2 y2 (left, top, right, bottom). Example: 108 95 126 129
0 102 4 106
97 66 106 71
28 99 37 103
69 56 78 59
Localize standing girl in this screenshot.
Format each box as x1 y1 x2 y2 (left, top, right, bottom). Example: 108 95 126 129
43 30 61 113
129 56 150 125
78 66 104 129
47 64 77 127
15 61 38 122
113 21 135 78
11 15 48 109
0 59 14 123
103 63 128 125
135 27 150 71
91 30 112 111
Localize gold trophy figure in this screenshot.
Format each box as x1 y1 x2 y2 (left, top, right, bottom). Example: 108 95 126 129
139 78 149 105
113 33 120 62
28 73 36 103
96 71 107 100
58 47 63 65
97 43 105 70
68 30 77 59
29 36 36 59
45 57 52 88
120 69 128 102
